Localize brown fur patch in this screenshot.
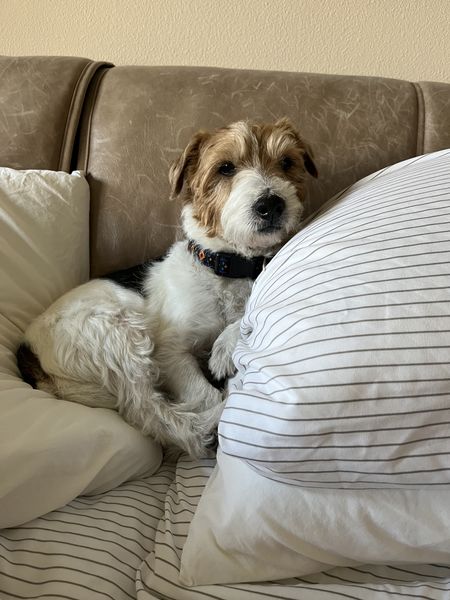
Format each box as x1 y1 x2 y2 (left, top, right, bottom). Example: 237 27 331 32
170 118 317 237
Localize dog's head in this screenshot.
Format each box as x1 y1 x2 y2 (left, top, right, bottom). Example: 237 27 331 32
170 118 317 257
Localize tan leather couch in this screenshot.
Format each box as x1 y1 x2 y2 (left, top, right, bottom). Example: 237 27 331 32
1 56 449 277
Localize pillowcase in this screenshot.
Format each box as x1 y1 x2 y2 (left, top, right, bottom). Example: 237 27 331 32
180 450 450 585
0 168 162 529
219 149 450 489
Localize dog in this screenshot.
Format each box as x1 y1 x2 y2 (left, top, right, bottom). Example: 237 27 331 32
17 118 317 458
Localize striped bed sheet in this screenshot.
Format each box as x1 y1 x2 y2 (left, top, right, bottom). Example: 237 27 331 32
2 453 445 599
138 457 450 600
0 462 175 600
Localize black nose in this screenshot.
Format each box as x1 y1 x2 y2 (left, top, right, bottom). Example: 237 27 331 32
254 194 286 223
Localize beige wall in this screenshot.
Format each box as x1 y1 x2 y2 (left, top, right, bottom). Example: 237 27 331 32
1 0 448 82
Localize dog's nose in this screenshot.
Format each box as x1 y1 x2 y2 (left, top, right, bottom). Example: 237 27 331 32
254 194 286 222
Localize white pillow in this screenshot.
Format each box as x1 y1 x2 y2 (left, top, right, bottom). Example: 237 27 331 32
180 450 450 586
0 168 162 529
181 151 450 586
220 150 450 489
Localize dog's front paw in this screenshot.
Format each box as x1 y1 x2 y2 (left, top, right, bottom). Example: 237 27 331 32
183 401 225 458
209 330 238 382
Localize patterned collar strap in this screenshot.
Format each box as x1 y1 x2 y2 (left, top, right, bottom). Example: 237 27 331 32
187 240 272 279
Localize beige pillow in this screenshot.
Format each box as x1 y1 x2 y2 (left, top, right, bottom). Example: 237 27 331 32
0 168 162 529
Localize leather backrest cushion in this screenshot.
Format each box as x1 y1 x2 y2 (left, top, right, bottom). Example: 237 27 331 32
1 59 449 277
79 66 422 277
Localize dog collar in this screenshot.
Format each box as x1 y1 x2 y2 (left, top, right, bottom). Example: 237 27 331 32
187 240 271 279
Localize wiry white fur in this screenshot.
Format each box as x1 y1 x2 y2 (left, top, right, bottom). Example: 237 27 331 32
25 280 221 457
221 169 302 256
144 239 252 415
22 120 313 458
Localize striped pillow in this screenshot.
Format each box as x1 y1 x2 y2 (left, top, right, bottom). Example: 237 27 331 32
219 150 450 489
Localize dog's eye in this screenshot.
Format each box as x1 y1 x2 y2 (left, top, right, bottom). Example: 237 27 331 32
218 162 236 176
280 156 294 171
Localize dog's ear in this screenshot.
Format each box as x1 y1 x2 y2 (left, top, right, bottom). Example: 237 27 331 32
302 144 318 179
169 131 210 200
274 118 318 179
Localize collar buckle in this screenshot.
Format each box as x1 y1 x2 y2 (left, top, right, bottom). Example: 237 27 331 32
213 252 232 277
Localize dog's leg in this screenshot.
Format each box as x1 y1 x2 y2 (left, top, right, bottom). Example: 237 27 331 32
155 327 224 412
209 319 240 381
133 392 224 458
49 351 222 458
53 372 222 458
98 326 223 456
24 280 221 457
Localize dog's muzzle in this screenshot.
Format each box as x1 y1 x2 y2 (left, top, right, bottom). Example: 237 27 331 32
254 193 286 230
